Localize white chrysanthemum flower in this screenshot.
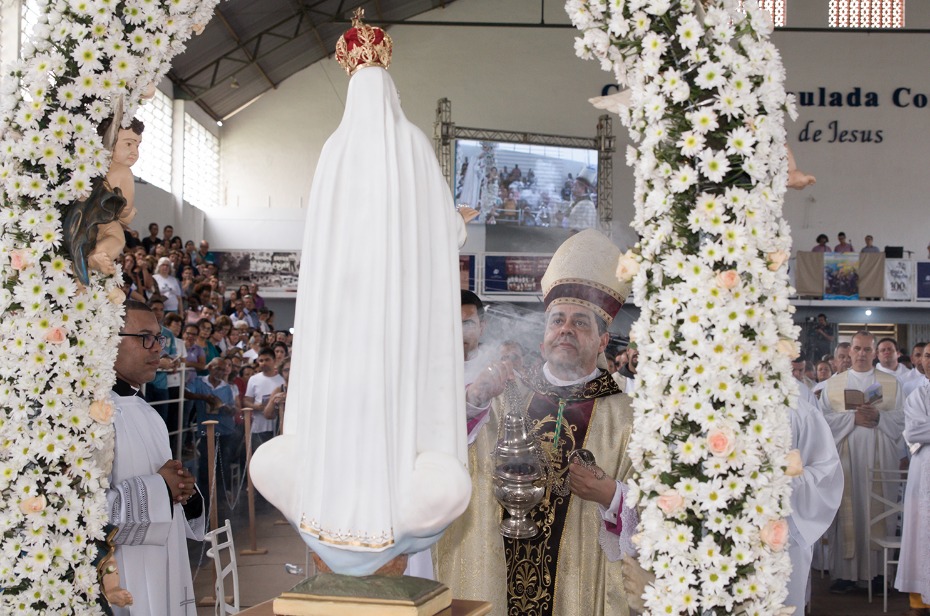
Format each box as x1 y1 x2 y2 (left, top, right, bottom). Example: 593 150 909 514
687 108 719 134
695 61 726 89
668 165 696 193
676 130 704 157
698 148 731 182
676 14 703 49
726 126 756 156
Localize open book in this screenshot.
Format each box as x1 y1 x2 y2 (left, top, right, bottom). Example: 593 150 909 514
844 382 883 409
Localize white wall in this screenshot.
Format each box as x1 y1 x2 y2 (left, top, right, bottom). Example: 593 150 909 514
778 29 930 256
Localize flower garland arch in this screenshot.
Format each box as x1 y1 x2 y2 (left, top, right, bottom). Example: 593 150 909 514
568 1 800 614
0 0 217 611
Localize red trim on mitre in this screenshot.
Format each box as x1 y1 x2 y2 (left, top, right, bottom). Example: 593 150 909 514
544 281 624 324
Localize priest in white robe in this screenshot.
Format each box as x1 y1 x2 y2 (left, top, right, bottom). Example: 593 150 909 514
785 398 843 613
895 377 930 613
106 301 205 615
817 331 904 594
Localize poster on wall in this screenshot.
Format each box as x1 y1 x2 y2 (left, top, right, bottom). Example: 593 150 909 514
917 262 930 301
483 255 551 294
884 259 913 300
823 254 859 300
459 255 475 291
214 250 301 292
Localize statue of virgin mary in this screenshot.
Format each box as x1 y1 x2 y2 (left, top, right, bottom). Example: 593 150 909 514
249 12 471 576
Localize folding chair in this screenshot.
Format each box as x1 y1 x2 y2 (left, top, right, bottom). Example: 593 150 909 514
205 518 240 615
866 468 907 613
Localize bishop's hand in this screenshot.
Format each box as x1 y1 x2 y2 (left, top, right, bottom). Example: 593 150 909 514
568 460 615 508
465 361 513 408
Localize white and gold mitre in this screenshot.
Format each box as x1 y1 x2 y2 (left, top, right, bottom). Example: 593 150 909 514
541 229 630 325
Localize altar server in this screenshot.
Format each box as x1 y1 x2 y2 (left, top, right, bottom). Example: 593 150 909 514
895 375 930 614
785 398 843 613
107 300 205 615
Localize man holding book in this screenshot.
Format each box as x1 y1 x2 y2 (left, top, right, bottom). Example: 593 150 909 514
817 331 905 595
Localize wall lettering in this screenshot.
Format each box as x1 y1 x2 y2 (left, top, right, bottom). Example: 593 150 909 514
798 120 883 144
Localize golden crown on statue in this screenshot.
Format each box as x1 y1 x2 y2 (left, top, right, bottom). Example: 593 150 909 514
335 8 393 76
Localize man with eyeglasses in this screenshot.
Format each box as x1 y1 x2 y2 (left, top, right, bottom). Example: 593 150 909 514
107 300 205 615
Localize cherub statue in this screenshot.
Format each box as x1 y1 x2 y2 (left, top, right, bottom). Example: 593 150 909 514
86 117 143 274
62 116 143 285
96 525 133 612
786 145 816 190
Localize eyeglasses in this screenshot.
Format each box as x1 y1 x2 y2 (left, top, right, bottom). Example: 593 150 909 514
118 333 167 349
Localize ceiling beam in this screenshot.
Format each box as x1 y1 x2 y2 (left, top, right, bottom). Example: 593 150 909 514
288 0 330 56
215 8 277 90
177 11 308 91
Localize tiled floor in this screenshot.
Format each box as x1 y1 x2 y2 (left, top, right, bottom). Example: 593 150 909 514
190 497 910 616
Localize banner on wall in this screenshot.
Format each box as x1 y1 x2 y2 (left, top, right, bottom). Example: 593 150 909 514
917 262 930 301
884 259 913 300
459 255 476 291
823 253 859 300
483 255 551 294
215 250 301 292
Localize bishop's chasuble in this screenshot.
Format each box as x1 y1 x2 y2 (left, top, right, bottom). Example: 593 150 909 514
437 367 634 616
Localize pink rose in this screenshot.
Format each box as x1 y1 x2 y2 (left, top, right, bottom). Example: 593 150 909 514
706 427 736 458
19 495 47 514
10 249 28 270
44 327 66 344
776 338 799 357
107 288 126 304
715 270 739 290
89 400 114 424
785 449 803 477
760 518 789 551
657 490 685 515
767 251 789 271
616 250 640 282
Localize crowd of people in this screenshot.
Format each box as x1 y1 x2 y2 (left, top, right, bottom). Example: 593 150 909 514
121 222 292 511
809 231 930 257
117 220 930 615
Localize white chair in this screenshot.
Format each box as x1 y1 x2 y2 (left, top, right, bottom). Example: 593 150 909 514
866 467 907 613
205 518 240 615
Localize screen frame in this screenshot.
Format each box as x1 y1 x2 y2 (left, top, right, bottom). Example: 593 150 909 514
433 98 616 231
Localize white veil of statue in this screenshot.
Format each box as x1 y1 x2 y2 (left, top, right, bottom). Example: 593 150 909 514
249 62 471 575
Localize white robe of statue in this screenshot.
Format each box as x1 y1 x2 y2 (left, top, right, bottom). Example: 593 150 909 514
107 393 205 615
895 382 930 602
250 66 471 575
817 369 905 582
785 398 843 613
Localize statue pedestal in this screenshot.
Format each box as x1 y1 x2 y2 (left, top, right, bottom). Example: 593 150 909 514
238 598 491 616
272 572 451 616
